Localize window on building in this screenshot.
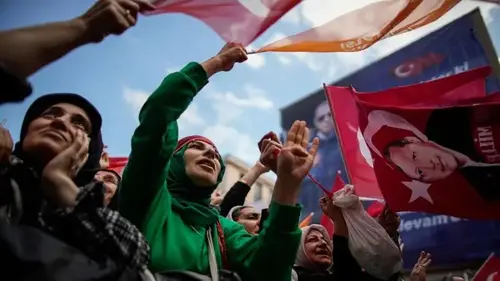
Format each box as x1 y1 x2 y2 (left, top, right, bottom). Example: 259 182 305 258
253 183 263 201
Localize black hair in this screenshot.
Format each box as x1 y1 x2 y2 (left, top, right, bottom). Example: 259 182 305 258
383 139 410 161
231 206 247 221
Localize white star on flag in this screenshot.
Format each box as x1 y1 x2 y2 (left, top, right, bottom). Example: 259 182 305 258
402 180 434 204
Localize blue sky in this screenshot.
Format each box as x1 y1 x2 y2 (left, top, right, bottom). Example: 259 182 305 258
1 0 499 166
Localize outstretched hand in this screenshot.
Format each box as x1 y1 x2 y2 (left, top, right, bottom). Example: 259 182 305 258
79 0 155 43
276 120 319 185
215 42 248 72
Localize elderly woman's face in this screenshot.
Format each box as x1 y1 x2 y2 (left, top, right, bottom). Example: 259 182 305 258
95 170 119 206
304 229 332 267
22 103 91 162
184 141 221 187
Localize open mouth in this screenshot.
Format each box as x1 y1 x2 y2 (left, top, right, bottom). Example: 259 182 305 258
316 248 330 256
197 158 215 172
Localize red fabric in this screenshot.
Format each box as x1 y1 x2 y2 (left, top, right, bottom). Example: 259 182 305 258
353 68 500 219
325 67 491 201
146 0 301 45
366 201 385 218
472 254 500 281
175 135 217 153
108 157 129 175
216 221 229 269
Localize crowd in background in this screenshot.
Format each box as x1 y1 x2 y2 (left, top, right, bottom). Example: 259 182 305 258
0 1 481 280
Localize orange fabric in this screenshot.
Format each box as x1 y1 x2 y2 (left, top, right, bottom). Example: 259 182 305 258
299 212 314 228
255 0 459 53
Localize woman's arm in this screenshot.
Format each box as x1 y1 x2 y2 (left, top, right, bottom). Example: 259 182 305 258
220 200 302 281
219 162 268 216
118 62 210 228
119 43 247 229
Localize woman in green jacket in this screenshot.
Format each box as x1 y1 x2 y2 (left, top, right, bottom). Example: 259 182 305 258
118 43 320 281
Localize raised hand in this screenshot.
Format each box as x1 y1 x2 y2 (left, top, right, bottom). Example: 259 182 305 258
259 131 282 173
215 42 248 72
276 120 319 184
319 196 342 220
210 191 223 206
0 124 13 164
79 0 155 43
41 130 90 207
410 252 431 281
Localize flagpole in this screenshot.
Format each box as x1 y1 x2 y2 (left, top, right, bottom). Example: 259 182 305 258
471 252 495 281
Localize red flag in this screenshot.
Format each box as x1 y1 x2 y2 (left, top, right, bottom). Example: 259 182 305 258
472 253 500 281
146 0 300 45
320 171 344 237
325 67 491 201
108 157 128 175
355 73 500 219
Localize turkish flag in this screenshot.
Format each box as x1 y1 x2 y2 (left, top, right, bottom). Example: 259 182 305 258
108 157 129 175
325 67 491 200
146 0 300 45
356 87 500 219
472 253 500 281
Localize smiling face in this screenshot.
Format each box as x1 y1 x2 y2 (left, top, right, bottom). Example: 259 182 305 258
184 141 222 187
304 229 332 268
22 103 91 164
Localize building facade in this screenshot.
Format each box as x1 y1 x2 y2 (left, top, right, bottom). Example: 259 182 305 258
216 155 275 210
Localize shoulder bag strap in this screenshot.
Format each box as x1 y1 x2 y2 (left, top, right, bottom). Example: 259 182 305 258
206 227 219 281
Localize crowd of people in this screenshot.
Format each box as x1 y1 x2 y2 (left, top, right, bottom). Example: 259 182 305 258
0 1 474 280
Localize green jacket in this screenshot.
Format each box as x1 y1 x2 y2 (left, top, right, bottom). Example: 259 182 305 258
119 62 302 281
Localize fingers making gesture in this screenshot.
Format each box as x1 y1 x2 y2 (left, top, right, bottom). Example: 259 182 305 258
277 120 319 183
410 251 432 281
272 120 320 206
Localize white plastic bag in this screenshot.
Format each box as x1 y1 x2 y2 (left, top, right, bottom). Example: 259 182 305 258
332 184 403 280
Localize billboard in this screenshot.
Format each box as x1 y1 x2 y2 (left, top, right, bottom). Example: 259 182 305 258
280 9 500 269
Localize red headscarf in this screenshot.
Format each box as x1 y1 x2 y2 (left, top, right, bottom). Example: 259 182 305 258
175 135 218 153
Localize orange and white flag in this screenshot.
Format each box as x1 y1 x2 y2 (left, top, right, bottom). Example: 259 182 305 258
254 0 459 53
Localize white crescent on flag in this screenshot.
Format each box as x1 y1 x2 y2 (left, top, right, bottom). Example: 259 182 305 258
487 272 498 281
357 128 374 167
237 0 271 17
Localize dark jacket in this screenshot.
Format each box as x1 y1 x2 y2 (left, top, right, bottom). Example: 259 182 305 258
426 107 500 201
219 181 251 217
294 236 401 281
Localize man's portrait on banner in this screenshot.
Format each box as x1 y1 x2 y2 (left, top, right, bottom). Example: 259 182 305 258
363 107 500 202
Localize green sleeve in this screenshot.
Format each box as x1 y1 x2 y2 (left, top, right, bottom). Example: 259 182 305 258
222 201 302 281
118 62 208 229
